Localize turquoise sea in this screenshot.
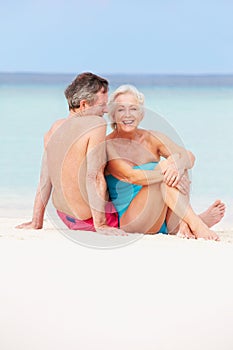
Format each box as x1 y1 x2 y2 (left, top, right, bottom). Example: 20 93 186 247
1 73 233 227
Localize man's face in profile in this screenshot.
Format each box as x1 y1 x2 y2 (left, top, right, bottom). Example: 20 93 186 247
87 88 108 117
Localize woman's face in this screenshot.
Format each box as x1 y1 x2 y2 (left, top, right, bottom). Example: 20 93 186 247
113 92 143 132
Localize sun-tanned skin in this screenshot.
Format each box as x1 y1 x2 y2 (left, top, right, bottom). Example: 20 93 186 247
16 73 127 236
106 88 225 241
17 80 225 240
177 199 225 238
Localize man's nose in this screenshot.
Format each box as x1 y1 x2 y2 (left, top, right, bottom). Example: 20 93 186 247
103 104 108 113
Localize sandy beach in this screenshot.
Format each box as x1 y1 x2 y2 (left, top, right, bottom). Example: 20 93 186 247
1 213 233 350
2 0 233 345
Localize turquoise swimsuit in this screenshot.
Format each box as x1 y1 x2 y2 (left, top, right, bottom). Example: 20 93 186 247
105 162 167 234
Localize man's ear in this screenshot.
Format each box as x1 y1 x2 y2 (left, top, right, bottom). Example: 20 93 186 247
79 99 88 110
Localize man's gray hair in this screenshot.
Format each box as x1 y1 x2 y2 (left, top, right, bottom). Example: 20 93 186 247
65 72 108 110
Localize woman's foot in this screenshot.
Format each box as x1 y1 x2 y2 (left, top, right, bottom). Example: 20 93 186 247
176 201 223 241
177 221 195 239
177 220 220 241
176 200 224 240
199 200 225 227
191 222 220 241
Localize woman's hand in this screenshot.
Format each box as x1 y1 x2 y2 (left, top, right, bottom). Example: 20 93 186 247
175 174 191 195
162 154 185 187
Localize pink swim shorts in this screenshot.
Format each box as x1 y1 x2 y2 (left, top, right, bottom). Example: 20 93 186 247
57 202 118 231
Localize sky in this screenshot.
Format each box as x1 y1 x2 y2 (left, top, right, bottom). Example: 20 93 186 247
1 0 233 74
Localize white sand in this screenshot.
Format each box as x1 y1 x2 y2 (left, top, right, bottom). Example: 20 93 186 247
1 216 233 350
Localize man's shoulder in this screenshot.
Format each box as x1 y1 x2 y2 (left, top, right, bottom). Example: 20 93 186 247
82 116 107 136
47 118 67 133
84 115 107 126
44 118 66 148
67 115 107 128
51 118 67 130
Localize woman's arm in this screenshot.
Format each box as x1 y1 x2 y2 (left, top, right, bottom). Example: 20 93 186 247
106 131 194 188
151 131 195 187
107 158 164 186
154 131 195 169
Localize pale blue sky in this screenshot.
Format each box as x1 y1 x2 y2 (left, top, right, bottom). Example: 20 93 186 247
1 0 233 74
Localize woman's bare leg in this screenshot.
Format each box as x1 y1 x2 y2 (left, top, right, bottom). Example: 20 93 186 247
120 183 167 233
161 183 219 240
120 182 219 240
166 200 225 238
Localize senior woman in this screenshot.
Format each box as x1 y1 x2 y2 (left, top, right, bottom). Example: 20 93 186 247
105 85 220 241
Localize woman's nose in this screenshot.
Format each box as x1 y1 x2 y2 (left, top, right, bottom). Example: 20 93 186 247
125 107 131 116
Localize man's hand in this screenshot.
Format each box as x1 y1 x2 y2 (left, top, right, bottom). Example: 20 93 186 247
15 220 43 230
95 225 129 236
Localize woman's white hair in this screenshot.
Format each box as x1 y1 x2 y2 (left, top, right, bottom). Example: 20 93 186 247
108 85 145 129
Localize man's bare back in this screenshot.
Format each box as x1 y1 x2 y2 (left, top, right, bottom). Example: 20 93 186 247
16 72 127 236
46 115 107 220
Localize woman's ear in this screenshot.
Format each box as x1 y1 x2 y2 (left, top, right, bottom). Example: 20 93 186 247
139 111 144 122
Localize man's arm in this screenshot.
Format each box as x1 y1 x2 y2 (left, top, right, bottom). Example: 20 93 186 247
16 119 66 230
16 152 52 229
85 119 127 235
85 120 111 227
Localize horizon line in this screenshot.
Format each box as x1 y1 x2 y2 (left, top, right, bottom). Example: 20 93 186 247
1 71 233 77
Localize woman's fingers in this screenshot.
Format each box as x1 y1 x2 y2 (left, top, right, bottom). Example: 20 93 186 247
163 169 178 186
175 175 191 194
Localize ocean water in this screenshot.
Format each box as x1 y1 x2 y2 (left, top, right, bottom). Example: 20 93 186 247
1 74 233 225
